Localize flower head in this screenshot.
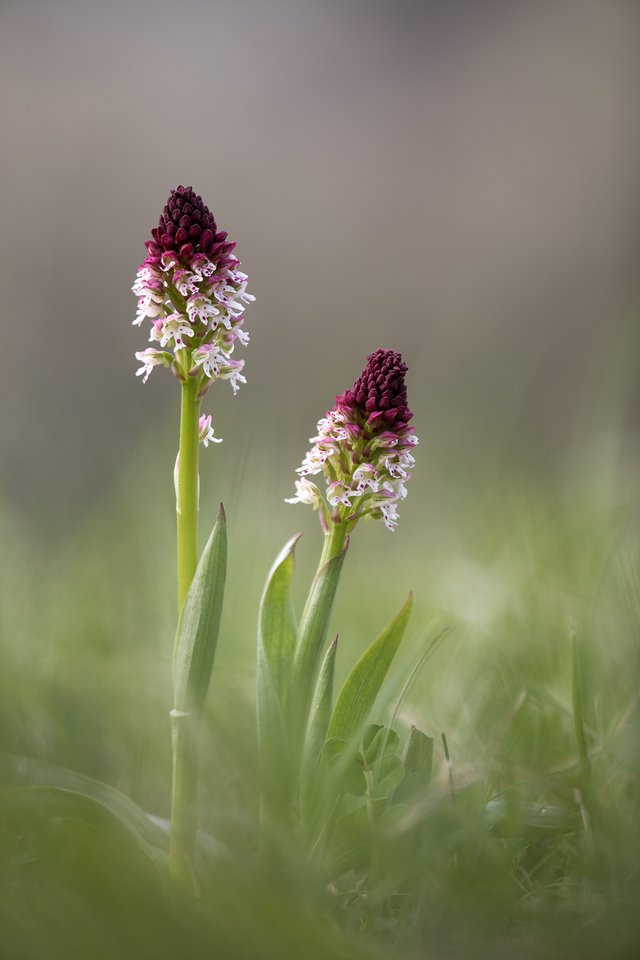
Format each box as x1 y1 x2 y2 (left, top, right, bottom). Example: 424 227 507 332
132 185 254 392
287 350 418 531
337 348 412 427
146 186 225 265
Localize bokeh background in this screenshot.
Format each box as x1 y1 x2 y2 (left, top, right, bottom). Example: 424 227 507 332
2 3 640 956
1 0 639 534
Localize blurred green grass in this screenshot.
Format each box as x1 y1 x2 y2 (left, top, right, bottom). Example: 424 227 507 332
1 422 640 959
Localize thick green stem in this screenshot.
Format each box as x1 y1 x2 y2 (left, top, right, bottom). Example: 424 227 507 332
170 715 199 890
176 377 201 612
171 375 201 889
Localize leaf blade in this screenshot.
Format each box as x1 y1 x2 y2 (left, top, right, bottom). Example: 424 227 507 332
258 533 301 708
300 635 338 816
327 594 413 744
256 534 301 815
173 503 227 716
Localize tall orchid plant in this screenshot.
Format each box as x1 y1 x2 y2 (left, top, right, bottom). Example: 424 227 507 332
133 185 254 887
133 185 428 889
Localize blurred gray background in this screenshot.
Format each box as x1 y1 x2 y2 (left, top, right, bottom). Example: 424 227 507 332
1 0 639 531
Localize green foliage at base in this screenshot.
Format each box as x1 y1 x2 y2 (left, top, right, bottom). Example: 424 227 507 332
1 440 640 960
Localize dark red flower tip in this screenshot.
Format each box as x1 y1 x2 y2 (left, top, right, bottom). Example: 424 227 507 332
338 349 413 427
148 185 219 264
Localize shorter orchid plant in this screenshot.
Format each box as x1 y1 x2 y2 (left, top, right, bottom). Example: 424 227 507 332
131 185 431 893
256 351 433 870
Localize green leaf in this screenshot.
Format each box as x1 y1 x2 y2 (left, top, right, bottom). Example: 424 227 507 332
328 799 386 876
373 753 405 798
304 635 338 763
292 536 349 728
394 726 434 805
362 724 401 765
173 504 227 716
0 755 169 865
321 738 368 796
300 636 338 814
257 533 301 710
256 534 301 813
405 726 434 777
486 799 581 835
327 594 413 744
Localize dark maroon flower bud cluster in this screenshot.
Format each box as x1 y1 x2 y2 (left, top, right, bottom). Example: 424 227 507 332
338 349 413 427
144 185 236 266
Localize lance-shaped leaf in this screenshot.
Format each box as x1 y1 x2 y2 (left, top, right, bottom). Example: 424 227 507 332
304 635 338 759
256 534 300 813
292 539 349 729
173 504 227 716
327 594 413 744
257 534 301 711
300 636 338 816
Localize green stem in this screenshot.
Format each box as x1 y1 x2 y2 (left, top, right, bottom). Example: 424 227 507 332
171 374 201 889
170 715 199 890
319 521 348 568
176 377 201 611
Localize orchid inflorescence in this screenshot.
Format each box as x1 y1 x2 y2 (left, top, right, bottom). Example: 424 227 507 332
132 185 255 442
287 349 418 530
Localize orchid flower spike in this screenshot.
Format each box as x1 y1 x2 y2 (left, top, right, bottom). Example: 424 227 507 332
287 349 418 531
132 185 254 395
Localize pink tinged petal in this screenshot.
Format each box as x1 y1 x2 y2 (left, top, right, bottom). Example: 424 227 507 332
161 251 181 270
285 478 323 508
198 414 223 447
344 422 362 439
134 348 170 384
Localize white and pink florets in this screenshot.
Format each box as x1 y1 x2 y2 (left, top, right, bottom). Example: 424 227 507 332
287 350 418 531
132 185 254 401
